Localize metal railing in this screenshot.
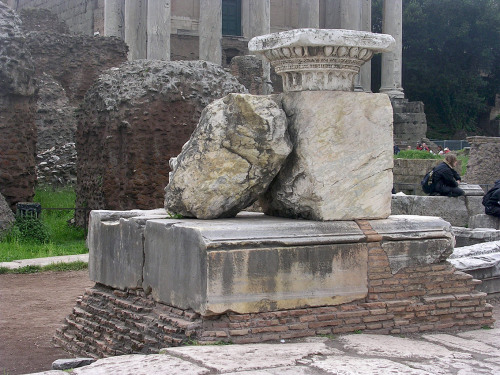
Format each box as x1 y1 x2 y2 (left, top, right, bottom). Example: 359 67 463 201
429 140 470 151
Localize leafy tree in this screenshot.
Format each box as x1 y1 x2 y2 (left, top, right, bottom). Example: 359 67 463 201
373 0 500 138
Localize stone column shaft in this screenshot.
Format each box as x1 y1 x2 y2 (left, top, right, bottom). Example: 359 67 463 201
199 0 222 65
242 0 271 94
360 0 372 92
324 0 341 28
340 0 363 91
298 0 320 28
147 0 171 60
125 0 147 60
104 0 125 39
380 0 404 98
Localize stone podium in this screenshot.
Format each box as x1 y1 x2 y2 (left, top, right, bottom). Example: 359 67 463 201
55 30 493 357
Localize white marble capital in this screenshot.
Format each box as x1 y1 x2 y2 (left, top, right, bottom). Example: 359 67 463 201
249 28 395 92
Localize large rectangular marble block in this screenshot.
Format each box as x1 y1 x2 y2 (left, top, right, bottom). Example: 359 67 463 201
143 214 368 315
260 91 394 221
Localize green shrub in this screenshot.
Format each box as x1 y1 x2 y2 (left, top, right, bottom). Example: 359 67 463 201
4 216 50 244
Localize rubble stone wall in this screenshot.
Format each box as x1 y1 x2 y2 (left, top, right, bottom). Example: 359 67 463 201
75 60 247 217
465 136 500 186
0 3 37 209
54 244 493 358
12 0 99 35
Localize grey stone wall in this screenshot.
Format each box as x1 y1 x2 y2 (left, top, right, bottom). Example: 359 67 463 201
465 136 500 186
11 0 100 35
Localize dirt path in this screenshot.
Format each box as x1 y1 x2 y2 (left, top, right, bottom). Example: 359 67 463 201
0 270 94 375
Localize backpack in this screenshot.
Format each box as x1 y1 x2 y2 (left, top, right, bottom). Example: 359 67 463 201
482 186 499 206
421 169 435 194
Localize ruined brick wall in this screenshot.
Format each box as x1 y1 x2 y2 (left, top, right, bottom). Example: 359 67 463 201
11 0 101 35
465 136 500 187
24 31 127 104
0 3 37 209
54 242 493 358
75 60 247 217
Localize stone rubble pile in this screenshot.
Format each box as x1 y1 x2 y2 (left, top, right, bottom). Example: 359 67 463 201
36 142 77 187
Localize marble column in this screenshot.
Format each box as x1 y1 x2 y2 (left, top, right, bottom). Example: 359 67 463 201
360 0 372 92
340 0 363 91
380 0 404 98
324 0 341 28
104 0 125 39
298 0 319 28
125 0 147 60
242 0 271 94
147 0 171 60
199 0 222 65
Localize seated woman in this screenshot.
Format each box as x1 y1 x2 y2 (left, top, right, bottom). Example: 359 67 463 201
483 180 500 218
432 154 464 197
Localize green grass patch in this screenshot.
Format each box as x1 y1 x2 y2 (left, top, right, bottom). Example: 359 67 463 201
394 150 442 160
0 261 88 275
395 149 469 176
0 186 87 263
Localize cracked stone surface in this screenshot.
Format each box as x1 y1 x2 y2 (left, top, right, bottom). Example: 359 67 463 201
164 93 291 219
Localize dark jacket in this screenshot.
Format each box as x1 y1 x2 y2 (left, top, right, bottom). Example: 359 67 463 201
432 161 463 196
483 180 500 217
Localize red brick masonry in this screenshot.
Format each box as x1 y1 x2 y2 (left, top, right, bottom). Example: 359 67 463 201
54 240 494 358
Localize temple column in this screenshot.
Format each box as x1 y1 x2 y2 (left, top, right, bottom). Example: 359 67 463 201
340 0 363 91
147 0 170 60
380 0 404 98
360 0 372 92
124 0 147 60
242 0 271 94
324 0 341 28
104 0 125 39
298 0 319 28
199 0 222 65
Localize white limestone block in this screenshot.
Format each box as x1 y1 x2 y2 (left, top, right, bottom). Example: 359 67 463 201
260 91 393 221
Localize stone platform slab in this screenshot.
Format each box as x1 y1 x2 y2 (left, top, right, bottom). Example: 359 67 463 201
89 210 454 315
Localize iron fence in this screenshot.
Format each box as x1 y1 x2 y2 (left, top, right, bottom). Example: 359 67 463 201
430 139 470 151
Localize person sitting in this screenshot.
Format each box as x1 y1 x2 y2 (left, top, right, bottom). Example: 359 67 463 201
437 145 444 155
444 147 450 154
483 180 500 218
416 142 423 150
421 142 430 151
431 154 464 197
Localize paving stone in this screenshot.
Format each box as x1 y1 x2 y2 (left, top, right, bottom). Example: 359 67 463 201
223 366 316 374
162 342 341 373
338 334 472 359
309 356 433 374
71 354 210 375
457 328 500 349
423 334 500 356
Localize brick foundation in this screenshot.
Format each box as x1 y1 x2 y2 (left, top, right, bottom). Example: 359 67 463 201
54 242 494 358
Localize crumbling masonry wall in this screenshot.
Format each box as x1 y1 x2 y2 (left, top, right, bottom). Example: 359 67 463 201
0 3 37 209
75 60 246 218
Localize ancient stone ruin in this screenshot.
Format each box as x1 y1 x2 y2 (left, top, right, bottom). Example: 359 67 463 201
75 59 247 219
55 29 493 358
0 3 37 209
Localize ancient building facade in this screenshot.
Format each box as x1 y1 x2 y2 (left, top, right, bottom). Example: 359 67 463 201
7 0 422 144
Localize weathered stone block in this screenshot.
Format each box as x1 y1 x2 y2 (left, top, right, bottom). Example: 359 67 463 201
143 214 368 315
88 209 168 290
261 91 393 221
391 195 478 227
469 214 500 230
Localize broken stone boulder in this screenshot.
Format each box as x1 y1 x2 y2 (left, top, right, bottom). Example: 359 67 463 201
260 91 394 221
0 3 37 209
165 93 291 219
76 60 247 224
